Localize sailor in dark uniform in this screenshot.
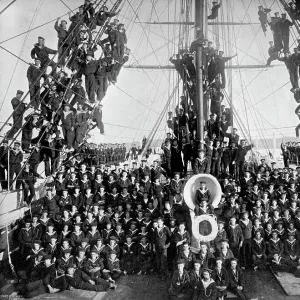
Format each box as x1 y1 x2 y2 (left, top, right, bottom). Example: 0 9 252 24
208 1 221 19
27 58 43 108
9 141 23 189
6 90 26 139
0 139 8 190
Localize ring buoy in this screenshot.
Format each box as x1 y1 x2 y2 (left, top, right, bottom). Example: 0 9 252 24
191 214 218 243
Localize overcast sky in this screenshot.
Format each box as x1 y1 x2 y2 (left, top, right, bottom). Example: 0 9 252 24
0 0 296 148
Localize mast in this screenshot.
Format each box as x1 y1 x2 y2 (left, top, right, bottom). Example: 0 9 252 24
195 0 207 147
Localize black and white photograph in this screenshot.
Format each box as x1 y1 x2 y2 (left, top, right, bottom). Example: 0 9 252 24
0 0 300 299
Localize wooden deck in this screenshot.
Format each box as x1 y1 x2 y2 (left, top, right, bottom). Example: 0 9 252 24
1 269 299 300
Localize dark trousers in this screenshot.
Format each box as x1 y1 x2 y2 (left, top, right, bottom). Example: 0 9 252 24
51 156 60 174
236 161 245 180
252 254 266 269
282 31 290 53
296 124 300 138
23 279 47 298
95 76 108 102
283 158 289 168
41 59 57 74
0 166 7 189
230 286 248 300
62 127 75 149
22 180 35 204
22 129 33 152
183 156 190 177
80 277 109 292
44 160 51 177
9 163 22 189
156 247 168 276
57 39 69 67
6 113 23 139
266 54 278 66
217 70 226 89
240 239 252 268
290 67 299 89
211 159 221 177
222 161 230 173
29 85 41 109
85 74 96 103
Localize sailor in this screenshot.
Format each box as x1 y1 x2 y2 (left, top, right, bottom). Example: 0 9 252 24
30 36 57 71
70 79 86 107
0 139 9 190
193 149 209 174
236 140 254 180
51 130 65 174
54 17 69 67
27 58 43 109
266 41 278 66
65 263 114 291
270 13 283 51
215 51 237 89
94 5 120 27
168 259 191 300
67 6 86 41
155 217 171 280
286 49 300 91
20 162 42 205
95 59 109 102
227 258 247 300
208 1 221 20
59 103 75 151
279 13 294 53
6 90 26 139
74 103 89 149
83 0 95 27
21 113 41 153
192 268 217 300
83 51 101 103
280 143 291 168
115 24 127 61
9 141 23 190
18 218 35 256
258 6 271 35
20 254 65 298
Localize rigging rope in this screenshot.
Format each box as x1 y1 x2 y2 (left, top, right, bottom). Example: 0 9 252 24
0 0 44 111
0 0 17 15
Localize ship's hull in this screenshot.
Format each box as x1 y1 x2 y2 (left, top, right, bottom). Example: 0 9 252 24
0 184 46 266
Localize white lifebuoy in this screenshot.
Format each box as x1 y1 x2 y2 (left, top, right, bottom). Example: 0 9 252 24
191 214 218 243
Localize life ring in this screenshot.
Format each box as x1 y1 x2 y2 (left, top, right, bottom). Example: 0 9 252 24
191 214 218 243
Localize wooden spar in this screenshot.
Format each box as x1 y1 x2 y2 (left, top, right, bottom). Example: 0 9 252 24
123 64 283 70
136 21 260 25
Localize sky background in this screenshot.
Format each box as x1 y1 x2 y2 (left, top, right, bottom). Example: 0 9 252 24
0 0 297 150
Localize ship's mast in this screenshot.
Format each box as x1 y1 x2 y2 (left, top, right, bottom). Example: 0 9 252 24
195 0 207 148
